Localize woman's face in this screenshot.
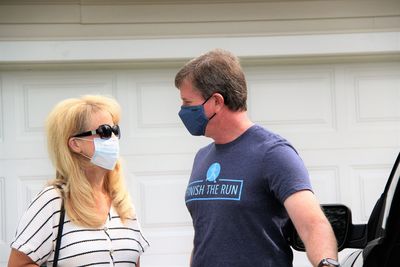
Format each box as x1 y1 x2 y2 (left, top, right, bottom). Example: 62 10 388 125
78 110 115 158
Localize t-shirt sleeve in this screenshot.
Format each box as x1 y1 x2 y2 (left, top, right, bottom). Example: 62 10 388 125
10 186 62 265
135 218 150 254
263 143 313 204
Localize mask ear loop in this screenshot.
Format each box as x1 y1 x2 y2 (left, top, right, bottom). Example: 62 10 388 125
79 152 92 161
208 113 217 121
74 137 92 141
72 137 93 160
202 94 214 105
202 94 217 121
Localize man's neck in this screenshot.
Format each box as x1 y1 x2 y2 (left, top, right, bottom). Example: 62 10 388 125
210 111 254 144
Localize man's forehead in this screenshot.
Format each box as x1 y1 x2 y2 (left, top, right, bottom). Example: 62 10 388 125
179 81 202 98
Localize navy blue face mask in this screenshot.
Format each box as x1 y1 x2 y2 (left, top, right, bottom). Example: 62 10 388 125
178 95 216 136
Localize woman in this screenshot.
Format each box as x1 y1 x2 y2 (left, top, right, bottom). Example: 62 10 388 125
8 95 149 266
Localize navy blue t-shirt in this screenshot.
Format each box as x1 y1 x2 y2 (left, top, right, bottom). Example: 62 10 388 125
185 125 312 267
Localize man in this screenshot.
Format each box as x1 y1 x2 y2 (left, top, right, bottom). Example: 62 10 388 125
175 49 339 267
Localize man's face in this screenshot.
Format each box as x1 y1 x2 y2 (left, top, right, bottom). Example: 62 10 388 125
178 79 217 137
179 79 204 106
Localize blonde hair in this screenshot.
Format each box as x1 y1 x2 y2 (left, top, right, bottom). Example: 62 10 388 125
46 95 134 227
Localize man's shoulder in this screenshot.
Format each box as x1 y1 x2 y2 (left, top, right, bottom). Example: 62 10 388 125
200 141 214 150
244 124 287 146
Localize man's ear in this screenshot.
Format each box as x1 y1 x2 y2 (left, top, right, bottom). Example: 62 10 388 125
68 138 81 153
213 93 225 112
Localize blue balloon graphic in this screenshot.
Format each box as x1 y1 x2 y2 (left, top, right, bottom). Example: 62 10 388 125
206 163 221 183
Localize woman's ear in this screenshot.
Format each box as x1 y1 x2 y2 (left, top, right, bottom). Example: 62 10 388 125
68 138 81 153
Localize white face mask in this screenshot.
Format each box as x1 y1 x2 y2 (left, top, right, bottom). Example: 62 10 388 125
77 137 120 170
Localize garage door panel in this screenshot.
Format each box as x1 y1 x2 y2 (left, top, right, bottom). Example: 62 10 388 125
0 159 52 266
356 75 400 122
137 174 191 227
122 153 194 254
123 154 193 227
258 63 400 151
301 148 397 225
135 81 182 128
122 153 195 173
1 169 16 266
350 165 391 222
0 85 4 144
120 73 197 155
0 176 5 243
6 159 53 217
141 233 192 267
14 74 117 136
17 175 52 214
248 71 335 130
346 64 400 130
0 161 14 265
0 72 118 160
21 83 115 131
120 135 208 156
118 69 215 155
123 155 193 267
0 62 399 267
309 166 341 204
281 131 399 151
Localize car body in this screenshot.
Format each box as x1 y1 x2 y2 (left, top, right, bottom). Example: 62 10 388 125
290 152 400 267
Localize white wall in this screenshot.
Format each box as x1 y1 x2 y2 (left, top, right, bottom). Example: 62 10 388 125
0 0 399 40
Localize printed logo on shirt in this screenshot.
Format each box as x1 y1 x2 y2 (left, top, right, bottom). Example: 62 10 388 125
185 162 244 203
206 162 220 182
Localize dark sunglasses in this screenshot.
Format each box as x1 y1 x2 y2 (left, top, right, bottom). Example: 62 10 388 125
72 124 121 139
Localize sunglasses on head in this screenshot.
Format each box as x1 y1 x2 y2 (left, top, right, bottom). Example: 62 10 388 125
72 124 121 139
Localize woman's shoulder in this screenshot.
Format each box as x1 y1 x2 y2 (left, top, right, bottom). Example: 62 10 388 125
28 185 62 211
10 185 64 264
37 185 62 199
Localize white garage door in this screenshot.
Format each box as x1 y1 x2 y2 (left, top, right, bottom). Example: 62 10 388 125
0 61 399 267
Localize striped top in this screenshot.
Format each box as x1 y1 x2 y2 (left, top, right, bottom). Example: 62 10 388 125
11 186 149 266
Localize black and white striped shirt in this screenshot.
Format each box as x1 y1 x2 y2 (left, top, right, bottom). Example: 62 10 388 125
11 186 149 266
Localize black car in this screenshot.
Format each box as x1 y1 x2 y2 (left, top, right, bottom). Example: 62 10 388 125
290 152 400 266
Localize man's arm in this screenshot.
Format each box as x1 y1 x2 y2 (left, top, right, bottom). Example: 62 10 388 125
284 190 338 267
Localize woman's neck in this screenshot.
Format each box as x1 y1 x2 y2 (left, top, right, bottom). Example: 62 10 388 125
85 167 108 193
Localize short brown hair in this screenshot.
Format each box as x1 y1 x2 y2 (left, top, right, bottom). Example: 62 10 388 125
175 49 247 111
